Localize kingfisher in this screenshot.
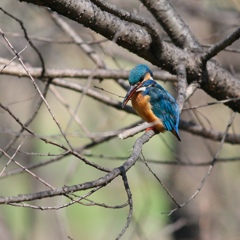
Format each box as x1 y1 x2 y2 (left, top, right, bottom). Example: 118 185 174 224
122 64 181 141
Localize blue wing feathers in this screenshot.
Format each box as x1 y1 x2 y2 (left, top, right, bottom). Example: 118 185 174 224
141 80 180 134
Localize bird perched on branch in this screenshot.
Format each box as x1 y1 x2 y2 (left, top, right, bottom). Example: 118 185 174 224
122 64 181 141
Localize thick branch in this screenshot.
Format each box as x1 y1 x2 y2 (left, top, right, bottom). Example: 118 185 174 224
140 0 201 49
18 0 240 112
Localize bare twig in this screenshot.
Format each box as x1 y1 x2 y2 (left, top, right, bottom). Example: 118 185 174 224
183 97 240 110
0 130 155 204
0 147 55 189
0 7 46 75
0 102 111 173
142 154 181 208
164 112 236 215
0 29 73 150
202 27 240 63
49 85 91 136
0 140 25 176
116 171 133 240
0 45 27 72
49 10 105 68
0 62 176 82
0 79 51 158
180 119 240 144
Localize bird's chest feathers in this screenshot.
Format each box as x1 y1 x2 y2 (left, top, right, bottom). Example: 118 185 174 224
131 92 158 123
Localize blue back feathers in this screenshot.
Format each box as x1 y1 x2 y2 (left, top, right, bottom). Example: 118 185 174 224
141 80 180 135
129 64 153 85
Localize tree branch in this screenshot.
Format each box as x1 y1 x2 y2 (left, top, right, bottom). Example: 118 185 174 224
176 60 187 112
201 27 240 63
18 0 240 112
0 131 155 204
0 61 176 81
140 0 201 49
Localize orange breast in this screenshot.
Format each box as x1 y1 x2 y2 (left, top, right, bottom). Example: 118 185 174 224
131 92 165 133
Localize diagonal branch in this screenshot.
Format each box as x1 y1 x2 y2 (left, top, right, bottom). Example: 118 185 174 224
116 171 133 240
48 10 106 68
18 0 240 112
0 7 46 75
201 27 240 63
0 131 155 204
140 0 201 49
165 112 236 215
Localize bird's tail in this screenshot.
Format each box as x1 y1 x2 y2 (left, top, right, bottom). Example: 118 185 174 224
172 129 181 141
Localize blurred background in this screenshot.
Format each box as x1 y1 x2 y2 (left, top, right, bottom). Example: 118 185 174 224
0 0 240 239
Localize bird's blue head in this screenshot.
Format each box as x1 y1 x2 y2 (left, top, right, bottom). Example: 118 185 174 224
122 64 153 108
129 64 153 86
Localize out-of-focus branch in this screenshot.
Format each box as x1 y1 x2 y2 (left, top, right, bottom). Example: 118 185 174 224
0 120 144 180
117 172 133 240
166 112 237 215
0 7 46 75
48 10 106 68
0 61 176 81
180 120 240 144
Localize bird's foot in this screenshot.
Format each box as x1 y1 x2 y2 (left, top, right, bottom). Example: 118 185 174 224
145 127 158 134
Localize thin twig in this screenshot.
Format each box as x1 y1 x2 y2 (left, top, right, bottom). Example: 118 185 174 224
0 148 55 189
0 102 111 173
0 140 25 176
0 7 46 76
0 131 155 204
183 97 240 110
202 27 240 63
141 154 181 208
0 79 51 158
0 29 73 150
0 45 27 72
116 170 133 240
49 10 105 68
164 112 236 215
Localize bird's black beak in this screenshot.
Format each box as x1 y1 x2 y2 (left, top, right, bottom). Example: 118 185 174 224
122 84 140 108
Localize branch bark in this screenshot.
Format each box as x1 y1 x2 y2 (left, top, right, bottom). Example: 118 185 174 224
140 0 201 49
18 0 240 112
0 131 155 204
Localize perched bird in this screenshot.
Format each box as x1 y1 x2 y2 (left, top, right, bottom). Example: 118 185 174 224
122 64 181 141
